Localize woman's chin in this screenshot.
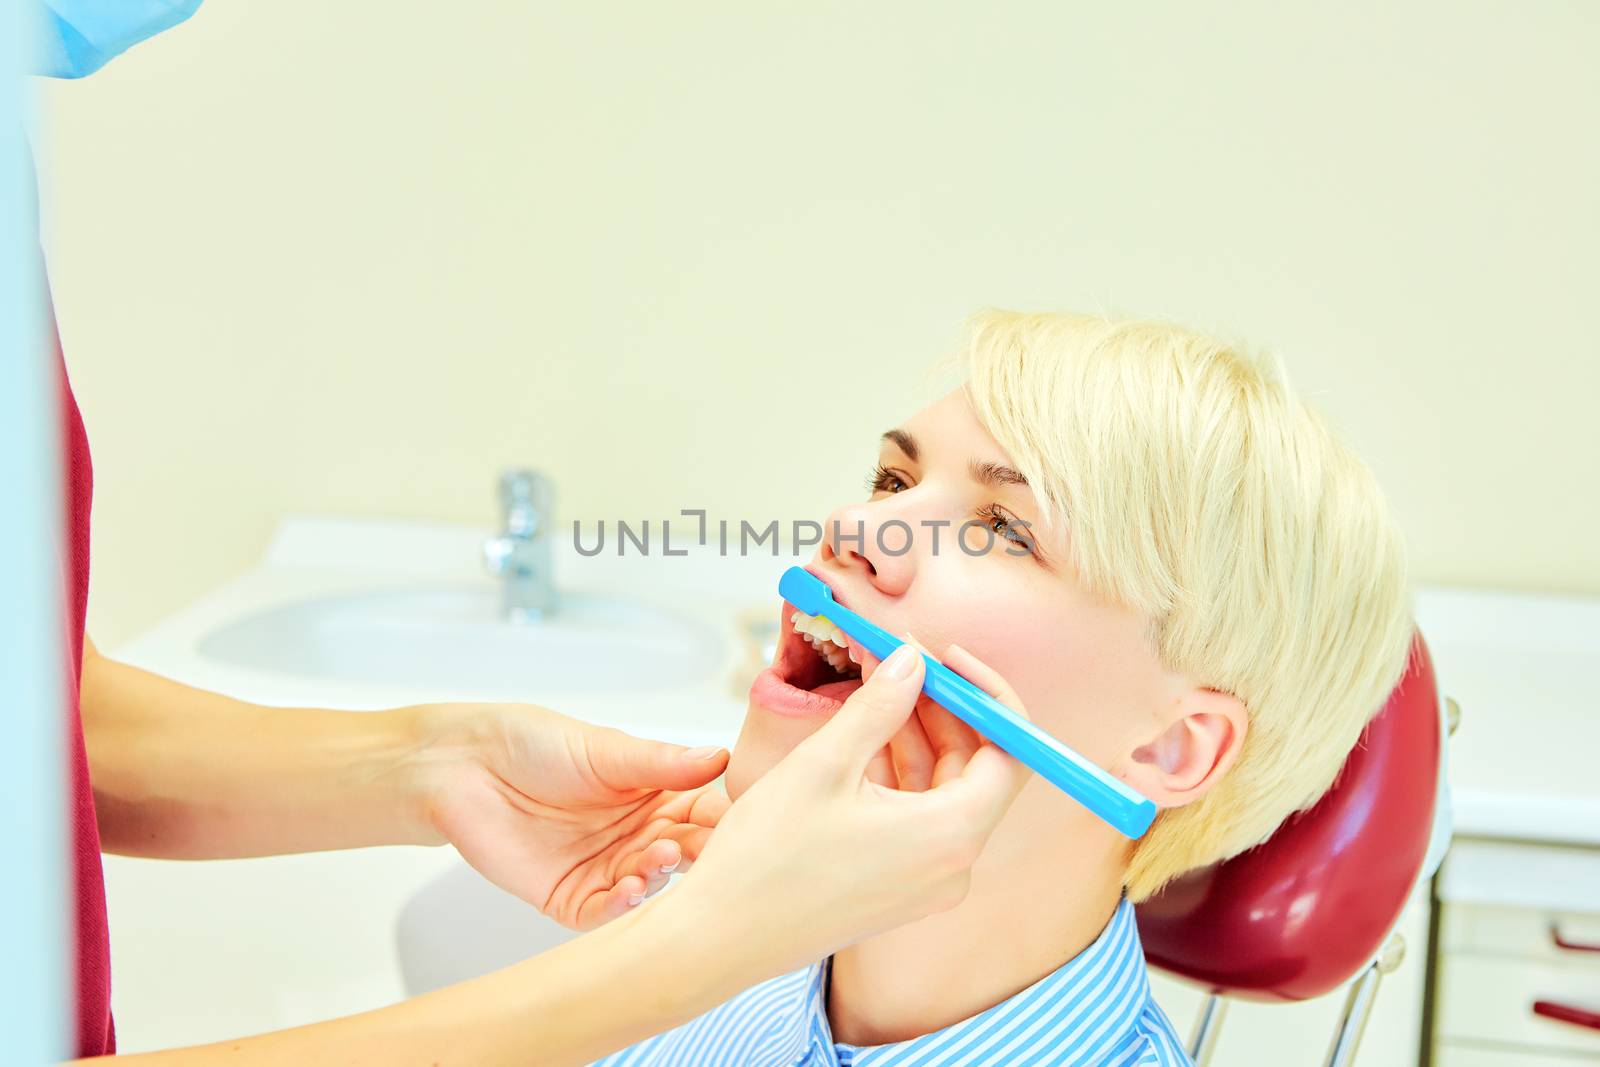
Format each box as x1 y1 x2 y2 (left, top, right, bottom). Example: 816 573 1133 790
723 743 772 801
725 703 822 800
724 734 779 801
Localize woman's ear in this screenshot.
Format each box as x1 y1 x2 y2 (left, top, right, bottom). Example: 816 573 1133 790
1125 687 1248 808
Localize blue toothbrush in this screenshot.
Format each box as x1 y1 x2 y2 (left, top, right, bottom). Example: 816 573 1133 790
779 567 1157 839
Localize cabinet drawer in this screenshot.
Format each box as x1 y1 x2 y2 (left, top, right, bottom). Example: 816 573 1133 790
1443 902 1600 961
1435 1040 1600 1066
1438 953 1600 1055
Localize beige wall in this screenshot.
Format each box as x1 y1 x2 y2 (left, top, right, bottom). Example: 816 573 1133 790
38 2 1600 647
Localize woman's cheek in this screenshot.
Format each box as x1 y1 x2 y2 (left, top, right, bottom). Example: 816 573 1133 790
938 609 1134 764
937 611 1057 706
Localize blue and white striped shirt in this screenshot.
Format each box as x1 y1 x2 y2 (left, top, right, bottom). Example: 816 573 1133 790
592 898 1191 1066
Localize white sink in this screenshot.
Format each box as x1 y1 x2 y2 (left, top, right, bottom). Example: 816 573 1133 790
196 585 723 694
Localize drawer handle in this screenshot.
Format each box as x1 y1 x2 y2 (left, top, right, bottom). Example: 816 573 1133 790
1551 923 1600 953
1534 1000 1600 1032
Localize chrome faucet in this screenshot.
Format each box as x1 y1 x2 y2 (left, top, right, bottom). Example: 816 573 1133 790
483 469 559 622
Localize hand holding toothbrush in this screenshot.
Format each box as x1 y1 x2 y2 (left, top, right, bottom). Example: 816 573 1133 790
651 641 1033 981
71 636 1030 1066
398 701 732 930
397 639 1026 941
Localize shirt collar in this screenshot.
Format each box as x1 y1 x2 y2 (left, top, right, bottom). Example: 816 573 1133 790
780 897 1152 1067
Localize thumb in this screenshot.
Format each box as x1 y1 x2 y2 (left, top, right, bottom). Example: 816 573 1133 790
809 643 926 778
926 642 1034 820
587 728 729 792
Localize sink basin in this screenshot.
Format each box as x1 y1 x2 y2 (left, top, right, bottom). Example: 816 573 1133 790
197 586 723 695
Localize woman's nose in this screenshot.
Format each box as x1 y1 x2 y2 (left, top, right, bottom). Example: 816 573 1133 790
821 499 917 597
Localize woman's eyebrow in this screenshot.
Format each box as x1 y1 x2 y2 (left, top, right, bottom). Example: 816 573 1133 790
882 429 1027 487
880 428 919 460
970 460 1028 487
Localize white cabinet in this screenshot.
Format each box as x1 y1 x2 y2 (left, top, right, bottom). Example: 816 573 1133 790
1431 839 1600 1064
1434 1046 1593 1067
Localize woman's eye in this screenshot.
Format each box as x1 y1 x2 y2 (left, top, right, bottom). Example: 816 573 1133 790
867 464 909 495
980 505 1036 553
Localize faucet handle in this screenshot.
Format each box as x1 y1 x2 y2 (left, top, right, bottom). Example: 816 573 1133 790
498 469 554 537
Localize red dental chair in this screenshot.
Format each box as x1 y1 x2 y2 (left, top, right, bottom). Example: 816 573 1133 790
1136 634 1449 1067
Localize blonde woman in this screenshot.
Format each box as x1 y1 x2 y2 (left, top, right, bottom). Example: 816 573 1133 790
595 311 1413 1066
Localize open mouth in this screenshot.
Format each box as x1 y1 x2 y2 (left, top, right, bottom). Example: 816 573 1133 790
748 598 869 717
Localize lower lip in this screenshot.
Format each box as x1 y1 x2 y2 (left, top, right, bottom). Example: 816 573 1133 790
749 666 864 717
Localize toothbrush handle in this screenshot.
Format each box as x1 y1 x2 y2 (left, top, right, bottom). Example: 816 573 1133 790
831 606 1156 839
920 657 1157 840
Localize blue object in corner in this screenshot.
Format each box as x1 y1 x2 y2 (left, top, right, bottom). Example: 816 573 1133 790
31 0 203 79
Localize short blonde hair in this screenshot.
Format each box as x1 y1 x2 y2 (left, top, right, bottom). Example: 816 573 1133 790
962 310 1413 901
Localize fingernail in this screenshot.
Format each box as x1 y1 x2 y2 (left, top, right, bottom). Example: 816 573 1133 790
884 643 918 680
683 746 723 760
904 632 937 661
627 893 645 907
658 859 679 874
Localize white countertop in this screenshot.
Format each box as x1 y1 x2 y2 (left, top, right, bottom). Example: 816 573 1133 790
1413 585 1600 848
116 515 789 744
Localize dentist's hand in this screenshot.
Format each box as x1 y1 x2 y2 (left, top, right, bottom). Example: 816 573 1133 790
659 643 1032 980
397 702 731 930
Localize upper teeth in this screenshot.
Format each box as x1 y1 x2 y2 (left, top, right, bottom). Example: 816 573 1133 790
791 611 860 675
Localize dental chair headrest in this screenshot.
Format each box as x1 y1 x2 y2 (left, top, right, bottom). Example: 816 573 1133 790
1135 633 1443 1002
